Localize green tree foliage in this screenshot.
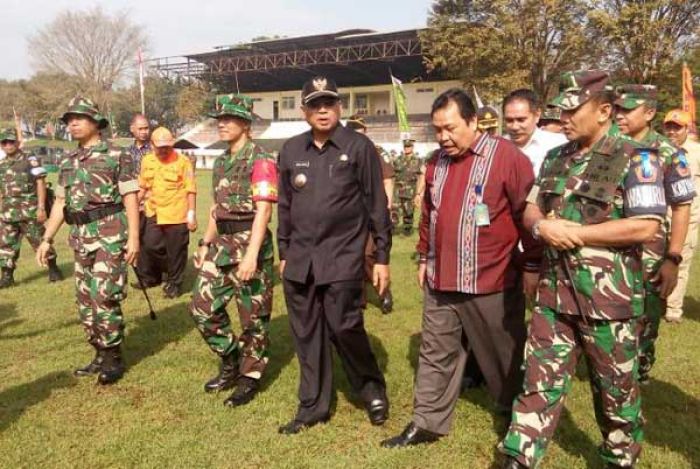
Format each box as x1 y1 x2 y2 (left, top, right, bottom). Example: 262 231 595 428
421 0 596 102
589 0 700 84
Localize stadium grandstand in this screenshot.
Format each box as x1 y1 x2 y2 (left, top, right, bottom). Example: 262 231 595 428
151 28 459 163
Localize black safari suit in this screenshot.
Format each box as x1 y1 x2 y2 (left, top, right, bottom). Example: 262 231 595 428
278 124 392 423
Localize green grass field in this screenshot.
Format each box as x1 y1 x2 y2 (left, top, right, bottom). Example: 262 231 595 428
0 171 698 468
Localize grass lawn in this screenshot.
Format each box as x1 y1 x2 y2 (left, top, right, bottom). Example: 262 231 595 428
0 171 698 468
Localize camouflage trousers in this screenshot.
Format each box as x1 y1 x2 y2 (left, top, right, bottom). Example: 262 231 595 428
391 197 414 233
499 307 643 468
74 245 127 349
0 219 56 269
638 283 663 380
188 247 274 380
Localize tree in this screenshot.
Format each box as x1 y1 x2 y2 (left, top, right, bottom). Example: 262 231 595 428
27 7 148 108
421 0 597 102
589 0 700 84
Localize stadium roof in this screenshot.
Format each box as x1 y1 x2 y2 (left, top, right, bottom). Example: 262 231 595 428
151 29 444 92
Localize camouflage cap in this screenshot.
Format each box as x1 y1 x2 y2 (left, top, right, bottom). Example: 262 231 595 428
539 106 562 123
476 105 499 130
209 94 254 122
0 128 17 141
614 84 658 110
61 96 109 129
549 70 610 111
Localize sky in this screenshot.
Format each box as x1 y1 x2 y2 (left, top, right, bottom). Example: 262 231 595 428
2 0 432 80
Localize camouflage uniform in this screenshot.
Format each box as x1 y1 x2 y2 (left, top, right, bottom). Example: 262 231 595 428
392 145 422 234
189 95 278 382
500 71 667 468
0 130 56 275
56 98 139 352
614 85 696 382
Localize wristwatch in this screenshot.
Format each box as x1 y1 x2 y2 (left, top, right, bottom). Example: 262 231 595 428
532 220 543 241
198 239 211 248
665 252 683 266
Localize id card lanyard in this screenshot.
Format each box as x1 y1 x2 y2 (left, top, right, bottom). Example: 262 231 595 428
474 184 490 227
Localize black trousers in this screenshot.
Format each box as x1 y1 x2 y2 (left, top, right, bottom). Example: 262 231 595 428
283 276 385 423
138 216 189 287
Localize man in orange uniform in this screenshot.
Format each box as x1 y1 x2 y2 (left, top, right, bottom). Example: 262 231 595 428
138 127 197 298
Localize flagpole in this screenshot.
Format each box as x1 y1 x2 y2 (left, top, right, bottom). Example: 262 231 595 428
137 47 146 115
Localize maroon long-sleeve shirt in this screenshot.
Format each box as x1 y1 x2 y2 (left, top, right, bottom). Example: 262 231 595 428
417 133 540 294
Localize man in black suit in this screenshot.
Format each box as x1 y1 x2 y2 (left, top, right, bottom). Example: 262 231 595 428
277 76 392 434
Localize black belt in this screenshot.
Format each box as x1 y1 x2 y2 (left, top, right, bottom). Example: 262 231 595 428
216 219 253 235
64 203 124 226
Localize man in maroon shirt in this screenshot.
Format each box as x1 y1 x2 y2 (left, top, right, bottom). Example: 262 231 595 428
382 88 540 448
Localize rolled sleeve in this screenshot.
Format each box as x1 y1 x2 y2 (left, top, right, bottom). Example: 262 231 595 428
118 149 139 195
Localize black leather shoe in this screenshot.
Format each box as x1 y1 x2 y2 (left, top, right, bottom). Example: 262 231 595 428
380 290 393 314
223 377 259 407
204 352 239 393
47 258 64 282
278 416 330 435
73 349 103 377
502 456 528 468
97 346 125 385
362 381 389 425
380 422 440 448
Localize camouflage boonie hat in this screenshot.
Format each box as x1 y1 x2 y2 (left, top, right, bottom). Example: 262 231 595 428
476 105 499 130
614 84 658 110
0 128 17 141
539 107 562 123
549 70 610 111
61 96 109 129
209 94 254 122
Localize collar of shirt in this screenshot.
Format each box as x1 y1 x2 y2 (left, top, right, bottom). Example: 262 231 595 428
304 124 351 151
446 132 491 160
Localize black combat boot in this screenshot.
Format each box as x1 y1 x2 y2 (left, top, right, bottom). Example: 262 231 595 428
97 346 125 385
73 347 104 377
0 268 14 289
223 376 259 407
204 352 239 393
47 258 64 282
502 456 528 469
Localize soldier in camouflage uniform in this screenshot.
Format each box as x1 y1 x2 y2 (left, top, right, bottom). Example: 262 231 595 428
392 139 423 235
499 71 666 469
0 128 63 287
37 97 140 386
613 85 695 384
189 94 278 407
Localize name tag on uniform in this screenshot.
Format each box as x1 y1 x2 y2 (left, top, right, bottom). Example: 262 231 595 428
475 203 490 227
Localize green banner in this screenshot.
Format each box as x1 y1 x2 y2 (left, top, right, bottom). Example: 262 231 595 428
391 75 411 140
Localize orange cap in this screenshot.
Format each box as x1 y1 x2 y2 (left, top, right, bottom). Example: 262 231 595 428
663 109 691 127
151 127 175 147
